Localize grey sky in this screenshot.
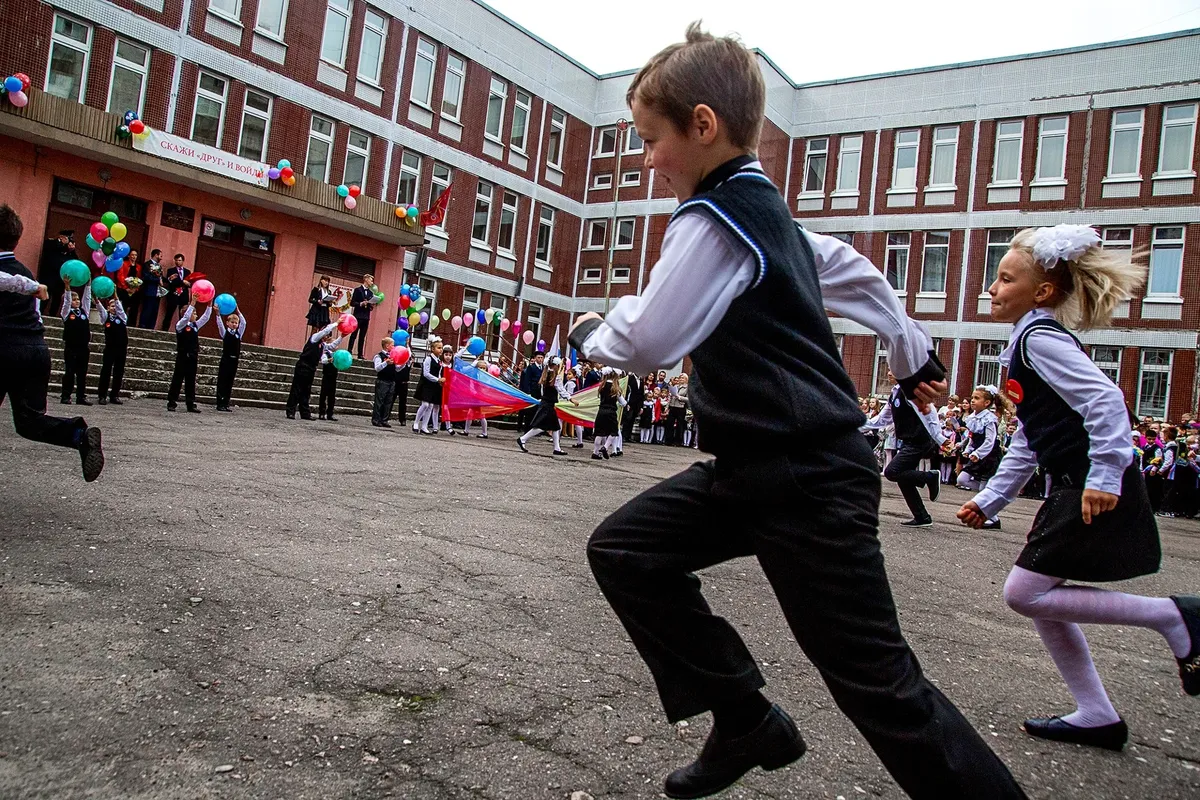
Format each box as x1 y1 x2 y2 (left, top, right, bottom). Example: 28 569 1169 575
482 0 1200 82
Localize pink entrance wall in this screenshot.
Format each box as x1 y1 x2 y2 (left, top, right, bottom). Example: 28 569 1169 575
0 135 406 351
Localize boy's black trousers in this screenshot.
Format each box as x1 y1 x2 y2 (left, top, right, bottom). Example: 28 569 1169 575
1 343 85 449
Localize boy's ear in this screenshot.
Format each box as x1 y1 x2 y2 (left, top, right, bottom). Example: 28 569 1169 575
692 104 719 143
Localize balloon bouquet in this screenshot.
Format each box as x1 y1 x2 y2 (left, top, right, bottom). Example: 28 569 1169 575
2 73 31 108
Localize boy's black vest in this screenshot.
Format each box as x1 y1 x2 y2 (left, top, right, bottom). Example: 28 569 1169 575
177 319 201 356
104 311 128 347
0 255 44 343
63 306 91 347
376 350 396 382
221 329 242 362
1006 317 1090 478
299 337 324 368
674 156 861 456
889 385 934 449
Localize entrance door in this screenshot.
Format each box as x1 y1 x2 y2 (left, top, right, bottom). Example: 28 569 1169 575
194 242 273 345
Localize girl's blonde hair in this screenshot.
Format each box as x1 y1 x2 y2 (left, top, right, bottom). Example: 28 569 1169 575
1009 228 1145 329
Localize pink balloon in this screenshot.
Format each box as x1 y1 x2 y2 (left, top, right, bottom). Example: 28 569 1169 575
389 346 411 368
450 316 462 331
92 250 106 268
191 279 216 303
522 330 535 345
461 314 473 329
9 91 28 108
499 318 511 332
488 364 501 377
344 196 357 210
512 321 522 334
337 313 358 335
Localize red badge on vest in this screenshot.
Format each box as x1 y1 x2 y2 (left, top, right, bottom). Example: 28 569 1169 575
1006 378 1024 405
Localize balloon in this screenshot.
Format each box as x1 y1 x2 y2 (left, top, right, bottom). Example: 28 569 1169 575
484 308 495 323
91 250 106 268
461 314 473 329
522 330 535 345
60 260 91 287
390 346 411 368
400 284 411 298
84 234 99 250
191 279 216 303
123 110 138 125
406 206 419 219
536 339 546 353
113 242 131 259
278 159 291 169
512 321 522 334
128 120 145 135
493 313 502 327
91 276 116 299
488 364 501 377
280 166 294 180
104 256 123 273
116 125 131 139
408 312 420 328
332 350 353 371
283 175 296 187
372 288 385 304
348 185 361 198
428 315 439 331
476 309 486 325
100 211 119 228
336 184 350 198
391 329 409 346
214 293 238 315
397 317 409 330
398 294 410 310
466 336 485 356
441 308 451 320
90 222 109 241
343 196 357 210
110 222 127 242
268 167 281 180
500 318 511 332
412 296 426 311
419 312 428 325
101 237 116 255
410 286 421 300
450 316 461 331
14 73 31 92
394 207 406 219
8 91 28 108
337 313 358 335
3 76 21 93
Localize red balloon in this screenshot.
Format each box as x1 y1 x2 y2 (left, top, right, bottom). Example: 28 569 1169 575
348 185 361 198
389 346 411 368
14 73 31 92
399 294 411 310
280 166 294 180
129 119 145 134
337 313 358 335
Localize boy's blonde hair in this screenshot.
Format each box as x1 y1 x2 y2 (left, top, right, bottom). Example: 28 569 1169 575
381 336 393 347
626 21 764 151
1009 228 1145 329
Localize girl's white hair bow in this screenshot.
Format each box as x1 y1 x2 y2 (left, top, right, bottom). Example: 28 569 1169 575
1031 224 1100 269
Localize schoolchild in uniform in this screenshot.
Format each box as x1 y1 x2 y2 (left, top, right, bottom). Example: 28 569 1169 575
439 348 457 434
167 301 211 413
569 24 1025 799
307 275 335 336
411 337 444 434
214 309 246 412
638 385 655 443
372 337 397 428
955 384 1009 529
517 356 576 455
285 321 338 420
563 366 585 448
652 388 668 444
60 280 92 406
393 344 412 427
591 369 625 460
317 329 344 421
95 295 128 405
863 371 946 527
463 357 491 438
958 225 1200 752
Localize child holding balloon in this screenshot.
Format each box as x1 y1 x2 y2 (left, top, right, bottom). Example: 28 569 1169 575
286 320 340 420
391 329 413 426
167 300 211 413
372 336 399 428
59 278 92 406
317 328 345 421
95 294 128 405
214 297 245 412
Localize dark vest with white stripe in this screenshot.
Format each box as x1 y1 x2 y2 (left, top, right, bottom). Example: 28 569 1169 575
1006 318 1090 477
376 350 396 382
0 255 44 344
674 156 862 457
889 386 933 449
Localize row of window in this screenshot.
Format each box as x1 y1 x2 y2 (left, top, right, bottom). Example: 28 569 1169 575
799 105 1198 201
399 273 548 349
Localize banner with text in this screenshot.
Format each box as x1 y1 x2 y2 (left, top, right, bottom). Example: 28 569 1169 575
133 128 270 188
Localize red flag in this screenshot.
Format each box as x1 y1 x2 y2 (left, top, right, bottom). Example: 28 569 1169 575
420 183 453 227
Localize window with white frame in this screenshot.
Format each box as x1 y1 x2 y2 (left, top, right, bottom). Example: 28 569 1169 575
191 72 227 148
1091 346 1121 384
1106 109 1144 178
237 90 271 161
209 0 239 17
872 339 891 397
581 267 602 284
596 127 618 157
357 8 387 84
547 109 566 168
410 37 436 107
484 76 507 141
992 120 1023 184
984 229 1015 290
46 15 91 103
462 288 481 320
428 162 451 230
510 90 531 151
497 191 518 254
1101 227 1133 254
975 342 1004 389
1158 104 1197 175
410 275 436 340
892 130 920 190
885 232 910 291
592 173 613 190
305 114 334 181
835 134 862 193
441 52 465 120
1148 226 1184 296
929 126 958 187
1137 349 1172 419
802 138 828 193
108 39 149 116
586 220 607 249
396 150 421 205
344 129 370 188
535 206 554 264
320 0 352 67
1036 116 1068 181
526 303 543 345
625 126 643 153
920 232 949 293
612 266 631 283
255 0 288 37
620 170 641 187
472 181 493 244
615 218 635 249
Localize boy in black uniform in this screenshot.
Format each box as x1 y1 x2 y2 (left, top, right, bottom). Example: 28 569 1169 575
372 337 397 428
214 310 246 412
96 296 129 405
569 24 1025 800
0 205 103 481
59 280 93 406
287 321 338 420
863 373 946 526
167 301 211 412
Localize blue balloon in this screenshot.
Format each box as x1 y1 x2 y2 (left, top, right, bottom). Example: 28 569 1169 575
214 293 238 316
410 286 421 300
277 159 291 169
113 242 131 259
122 110 138 124
466 336 485 356
400 283 411 296
476 309 486 325
4 76 22 94
391 329 409 346
104 256 123 273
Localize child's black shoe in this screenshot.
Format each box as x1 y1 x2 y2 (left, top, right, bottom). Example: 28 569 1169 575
1171 595 1200 695
97 397 108 406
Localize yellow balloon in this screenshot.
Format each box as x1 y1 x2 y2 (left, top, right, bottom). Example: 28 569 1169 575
428 315 439 330
110 222 128 242
408 312 420 327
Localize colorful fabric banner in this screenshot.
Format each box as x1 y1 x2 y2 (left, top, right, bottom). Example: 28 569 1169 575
441 357 536 422
556 376 627 429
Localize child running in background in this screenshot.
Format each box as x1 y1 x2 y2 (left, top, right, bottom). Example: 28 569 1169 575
958 225 1199 752
955 384 1009 529
60 280 92 406
517 356 576 455
167 301 211 413
214 309 246 412
95 295 128 405
592 369 625 459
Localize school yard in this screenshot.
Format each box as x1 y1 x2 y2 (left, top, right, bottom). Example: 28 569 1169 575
2 402 1199 800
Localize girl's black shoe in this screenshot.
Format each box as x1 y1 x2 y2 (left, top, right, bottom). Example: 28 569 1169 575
1171 595 1200 695
1022 716 1127 751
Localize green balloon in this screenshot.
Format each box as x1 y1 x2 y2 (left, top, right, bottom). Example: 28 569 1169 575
412 296 426 311
91 276 116 299
494 314 502 327
101 237 116 255
100 211 119 227
441 308 451 320
59 259 91 287
332 350 353 371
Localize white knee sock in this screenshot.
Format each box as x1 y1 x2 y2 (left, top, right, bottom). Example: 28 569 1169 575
552 430 561 450
520 427 542 445
414 403 432 431
576 427 584 445
480 418 488 436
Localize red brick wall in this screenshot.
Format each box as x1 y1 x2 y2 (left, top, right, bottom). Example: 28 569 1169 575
173 61 199 138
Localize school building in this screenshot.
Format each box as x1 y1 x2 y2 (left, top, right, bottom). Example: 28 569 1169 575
1 1 1198 418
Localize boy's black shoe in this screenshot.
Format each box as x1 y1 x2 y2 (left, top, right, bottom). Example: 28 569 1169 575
318 413 325 420
167 403 178 412
1170 595 1200 695
299 413 314 420
927 473 941 502
78 427 104 483
1022 716 1127 751
187 406 201 414
60 397 71 405
97 397 108 406
327 415 337 422
900 518 933 528
517 439 529 453
286 412 295 419
109 397 123 405
379 421 391 428
663 704 805 799
76 398 92 406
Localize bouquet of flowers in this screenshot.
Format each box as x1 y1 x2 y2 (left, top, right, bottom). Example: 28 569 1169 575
126 276 143 291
